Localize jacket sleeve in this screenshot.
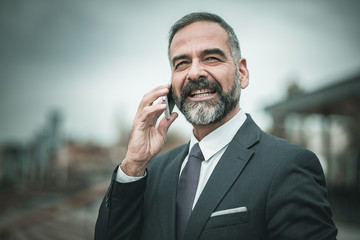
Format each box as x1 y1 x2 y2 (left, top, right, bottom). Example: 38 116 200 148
94 166 147 240
266 150 338 239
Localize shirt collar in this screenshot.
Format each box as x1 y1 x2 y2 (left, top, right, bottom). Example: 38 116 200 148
189 108 247 161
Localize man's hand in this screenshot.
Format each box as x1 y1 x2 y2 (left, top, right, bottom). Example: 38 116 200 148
121 85 178 177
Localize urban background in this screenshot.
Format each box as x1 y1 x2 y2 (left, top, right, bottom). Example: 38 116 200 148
1 0 360 239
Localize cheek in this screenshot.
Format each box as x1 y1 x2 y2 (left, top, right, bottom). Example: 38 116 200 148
211 67 237 91
171 73 187 95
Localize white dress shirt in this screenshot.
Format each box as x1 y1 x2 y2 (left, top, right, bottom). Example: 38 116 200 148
181 108 247 208
116 109 247 209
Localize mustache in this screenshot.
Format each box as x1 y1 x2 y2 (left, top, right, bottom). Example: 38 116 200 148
180 78 223 99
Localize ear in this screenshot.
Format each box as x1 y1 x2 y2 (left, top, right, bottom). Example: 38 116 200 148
238 58 249 89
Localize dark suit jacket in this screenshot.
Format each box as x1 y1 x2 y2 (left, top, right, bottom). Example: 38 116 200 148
95 114 337 240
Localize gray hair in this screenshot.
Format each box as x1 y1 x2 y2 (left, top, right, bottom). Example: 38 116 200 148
168 12 241 63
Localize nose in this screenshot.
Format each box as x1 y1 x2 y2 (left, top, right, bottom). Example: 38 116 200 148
187 60 208 81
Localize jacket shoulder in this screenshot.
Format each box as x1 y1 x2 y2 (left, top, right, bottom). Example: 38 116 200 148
258 131 317 160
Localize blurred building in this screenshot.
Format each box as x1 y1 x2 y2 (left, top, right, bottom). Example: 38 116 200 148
265 71 360 225
0 110 64 190
0 109 116 239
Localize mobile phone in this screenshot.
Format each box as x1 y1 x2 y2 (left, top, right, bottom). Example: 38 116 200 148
163 85 175 119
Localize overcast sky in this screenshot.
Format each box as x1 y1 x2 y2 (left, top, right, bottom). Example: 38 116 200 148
1 0 360 145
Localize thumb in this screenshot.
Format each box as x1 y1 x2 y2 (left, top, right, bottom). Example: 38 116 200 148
158 112 178 137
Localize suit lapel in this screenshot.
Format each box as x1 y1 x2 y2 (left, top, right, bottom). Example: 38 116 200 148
158 144 189 240
183 115 261 240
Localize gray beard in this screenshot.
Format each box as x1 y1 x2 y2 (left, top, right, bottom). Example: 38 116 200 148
172 74 241 126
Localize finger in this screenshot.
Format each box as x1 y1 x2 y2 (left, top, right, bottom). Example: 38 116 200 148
136 102 167 125
138 84 170 109
158 112 178 136
135 84 169 120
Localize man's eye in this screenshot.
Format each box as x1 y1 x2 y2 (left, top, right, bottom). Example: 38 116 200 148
205 56 220 62
175 61 189 69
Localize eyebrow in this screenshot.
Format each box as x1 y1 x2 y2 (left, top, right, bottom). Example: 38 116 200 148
201 48 227 60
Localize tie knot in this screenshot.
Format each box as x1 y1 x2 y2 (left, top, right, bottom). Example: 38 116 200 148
189 143 204 161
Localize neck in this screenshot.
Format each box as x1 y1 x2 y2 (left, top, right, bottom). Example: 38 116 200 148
192 105 240 141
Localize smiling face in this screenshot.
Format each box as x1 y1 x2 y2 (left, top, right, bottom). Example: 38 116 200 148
169 21 248 126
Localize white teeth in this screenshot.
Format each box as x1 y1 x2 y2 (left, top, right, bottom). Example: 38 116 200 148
193 93 212 97
190 88 213 96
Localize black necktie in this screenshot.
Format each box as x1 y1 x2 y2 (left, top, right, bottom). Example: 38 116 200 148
176 143 204 240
